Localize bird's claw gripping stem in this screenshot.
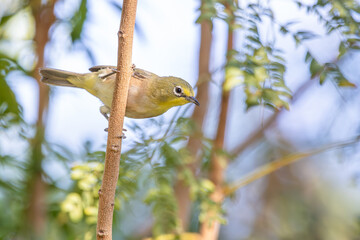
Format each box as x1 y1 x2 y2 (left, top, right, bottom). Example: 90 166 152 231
104 128 127 139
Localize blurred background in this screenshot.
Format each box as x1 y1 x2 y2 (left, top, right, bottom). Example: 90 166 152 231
1 0 360 239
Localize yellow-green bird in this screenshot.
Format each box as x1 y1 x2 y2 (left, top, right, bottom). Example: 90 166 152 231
39 65 199 119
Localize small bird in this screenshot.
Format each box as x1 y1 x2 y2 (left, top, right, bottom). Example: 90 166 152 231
39 65 199 119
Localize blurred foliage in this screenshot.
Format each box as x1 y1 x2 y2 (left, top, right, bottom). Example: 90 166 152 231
197 0 357 110
143 233 202 240
0 0 360 239
62 117 220 237
244 142 360 240
70 0 88 43
0 60 22 124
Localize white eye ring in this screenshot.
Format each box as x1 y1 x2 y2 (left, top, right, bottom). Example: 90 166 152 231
173 86 183 96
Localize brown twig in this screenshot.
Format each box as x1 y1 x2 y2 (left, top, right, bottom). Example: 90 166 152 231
200 2 234 239
230 76 315 157
26 1 56 237
224 136 360 195
229 55 344 158
96 1 138 239
173 10 213 230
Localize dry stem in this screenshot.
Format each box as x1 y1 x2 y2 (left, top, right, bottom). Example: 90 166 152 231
225 136 360 195
27 1 56 237
174 17 213 230
200 3 234 238
96 1 138 239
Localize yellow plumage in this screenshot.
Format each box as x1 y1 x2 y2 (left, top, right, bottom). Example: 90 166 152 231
39 65 199 119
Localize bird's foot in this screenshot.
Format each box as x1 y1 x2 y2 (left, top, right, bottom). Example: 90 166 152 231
104 128 127 139
100 106 110 121
99 68 120 79
99 72 116 79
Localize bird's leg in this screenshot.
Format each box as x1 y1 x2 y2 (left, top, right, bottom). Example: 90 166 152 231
100 64 135 79
100 105 110 120
104 128 127 139
99 68 120 79
99 71 116 79
101 106 127 138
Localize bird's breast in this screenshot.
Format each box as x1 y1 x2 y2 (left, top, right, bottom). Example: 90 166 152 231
91 73 168 118
125 84 166 118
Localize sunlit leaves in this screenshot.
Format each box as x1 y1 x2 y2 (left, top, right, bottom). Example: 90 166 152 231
208 2 292 111
223 66 243 91
224 45 291 110
61 193 84 223
60 161 103 225
220 0 360 110
305 51 356 87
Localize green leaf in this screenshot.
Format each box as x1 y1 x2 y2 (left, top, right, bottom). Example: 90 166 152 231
70 0 87 42
337 78 356 88
262 88 290 110
310 58 323 77
0 59 21 122
338 41 347 58
0 14 15 26
0 78 20 118
319 71 327 85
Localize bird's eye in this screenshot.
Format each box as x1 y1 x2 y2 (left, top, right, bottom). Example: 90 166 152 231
174 86 183 96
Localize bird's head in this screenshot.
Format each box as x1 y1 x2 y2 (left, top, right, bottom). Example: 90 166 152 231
152 76 200 110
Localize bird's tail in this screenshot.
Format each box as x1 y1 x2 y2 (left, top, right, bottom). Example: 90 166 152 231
39 68 81 88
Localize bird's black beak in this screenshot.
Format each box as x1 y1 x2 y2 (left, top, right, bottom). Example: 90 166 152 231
186 96 200 106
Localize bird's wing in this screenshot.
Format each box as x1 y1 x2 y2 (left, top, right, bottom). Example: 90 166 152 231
89 65 117 72
133 68 158 80
89 65 159 81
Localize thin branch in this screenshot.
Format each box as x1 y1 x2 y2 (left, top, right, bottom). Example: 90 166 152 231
200 2 234 239
174 9 213 229
96 1 138 239
27 1 57 237
230 75 315 157
224 136 360 196
230 55 343 157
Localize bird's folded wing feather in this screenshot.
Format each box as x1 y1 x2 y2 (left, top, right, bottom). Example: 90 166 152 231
89 65 159 80
89 65 116 72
